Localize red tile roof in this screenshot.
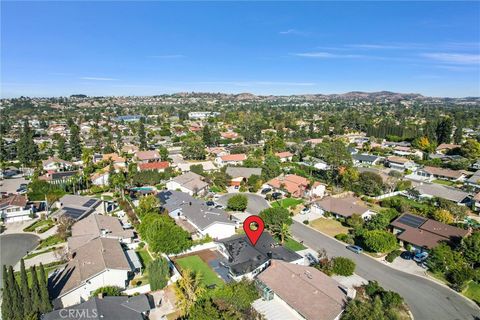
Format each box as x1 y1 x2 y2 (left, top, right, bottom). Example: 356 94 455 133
275 151 293 158
138 161 170 171
220 154 247 161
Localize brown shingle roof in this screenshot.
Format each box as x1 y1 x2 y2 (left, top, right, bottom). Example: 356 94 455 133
0 194 27 209
257 260 347 320
423 166 464 179
314 196 369 218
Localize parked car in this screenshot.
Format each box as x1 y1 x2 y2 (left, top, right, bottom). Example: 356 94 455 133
305 253 318 264
400 251 413 260
122 223 132 229
346 245 363 254
301 207 310 215
234 185 240 190
206 201 215 207
261 188 272 194
215 204 225 209
272 192 282 200
413 252 429 263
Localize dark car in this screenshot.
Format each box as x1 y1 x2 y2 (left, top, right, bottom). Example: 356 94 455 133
206 201 215 207
346 245 363 254
261 188 272 194
272 192 282 200
400 251 413 260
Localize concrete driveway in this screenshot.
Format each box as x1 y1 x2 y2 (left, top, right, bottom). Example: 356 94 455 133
217 193 270 215
1 176 29 194
0 233 40 286
291 222 480 320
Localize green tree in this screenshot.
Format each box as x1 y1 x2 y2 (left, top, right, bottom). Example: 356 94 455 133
138 117 147 151
158 146 169 161
461 232 480 267
227 194 248 211
459 139 480 159
139 214 192 254
136 195 160 217
447 265 474 292
453 124 463 144
259 207 293 241
57 136 69 160
355 172 384 196
19 259 32 317
38 263 52 312
148 257 170 290
16 119 39 166
432 209 454 224
426 243 465 274
174 269 206 317
347 213 364 229
2 265 13 320
363 230 397 253
436 117 453 144
262 154 281 180
332 257 356 276
182 136 206 160
30 266 42 313
69 123 82 159
8 265 23 320
91 286 123 297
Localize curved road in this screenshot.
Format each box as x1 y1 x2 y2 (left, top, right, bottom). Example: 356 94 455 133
291 222 480 320
0 233 40 287
217 193 270 215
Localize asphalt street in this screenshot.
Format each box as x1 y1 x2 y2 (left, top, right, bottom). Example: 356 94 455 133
217 193 270 215
291 221 480 320
0 233 40 287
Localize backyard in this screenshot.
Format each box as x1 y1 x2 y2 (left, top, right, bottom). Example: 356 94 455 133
310 218 351 237
175 255 223 287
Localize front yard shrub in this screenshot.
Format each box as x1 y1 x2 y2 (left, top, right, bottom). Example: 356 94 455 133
335 233 354 245
332 257 356 276
385 250 402 263
227 194 248 211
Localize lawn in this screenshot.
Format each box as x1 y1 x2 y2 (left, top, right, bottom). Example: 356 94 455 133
23 219 55 233
282 238 306 251
136 248 153 269
24 246 60 260
175 255 223 287
464 281 480 305
310 218 351 237
271 198 303 209
37 234 65 249
432 179 457 187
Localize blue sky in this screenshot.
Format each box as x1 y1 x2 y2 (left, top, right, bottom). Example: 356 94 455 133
1 1 479 98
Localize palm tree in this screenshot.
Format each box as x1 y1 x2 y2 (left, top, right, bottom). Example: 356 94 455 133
174 269 206 316
279 222 291 244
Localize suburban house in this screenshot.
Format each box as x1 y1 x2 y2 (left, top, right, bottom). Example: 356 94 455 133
225 166 262 187
304 138 323 145
311 196 376 219
39 171 79 186
134 150 161 163
68 214 135 251
0 194 33 223
436 143 460 154
90 164 124 186
267 174 309 198
352 154 381 166
138 161 170 172
43 294 153 320
300 156 330 170
55 195 104 221
206 146 229 157
42 157 73 172
215 153 247 167
177 160 217 173
390 213 469 251
392 146 423 158
102 153 127 167
49 237 133 308
157 190 236 239
413 166 466 182
275 151 294 162
122 144 139 154
216 233 304 281
165 172 209 196
220 131 239 139
386 156 416 171
309 181 327 199
466 170 480 188
253 260 350 320
473 192 480 212
414 183 471 205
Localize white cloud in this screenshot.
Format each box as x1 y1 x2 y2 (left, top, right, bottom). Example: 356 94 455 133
80 77 118 81
279 29 308 36
421 53 480 64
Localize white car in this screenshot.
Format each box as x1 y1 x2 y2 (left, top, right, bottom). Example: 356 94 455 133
301 207 310 215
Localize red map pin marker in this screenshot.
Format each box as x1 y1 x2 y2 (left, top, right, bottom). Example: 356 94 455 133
243 215 265 246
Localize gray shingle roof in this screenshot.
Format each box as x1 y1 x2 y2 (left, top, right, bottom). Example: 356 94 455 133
352 153 380 163
225 166 262 179
157 190 235 230
415 183 471 203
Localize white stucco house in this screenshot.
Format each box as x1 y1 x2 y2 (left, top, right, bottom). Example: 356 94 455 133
0 194 33 223
49 237 132 308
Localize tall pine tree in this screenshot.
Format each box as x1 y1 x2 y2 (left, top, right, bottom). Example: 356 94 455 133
16 119 39 166
7 265 23 320
69 123 82 160
30 266 42 314
20 259 32 317
2 265 13 320
138 117 147 151
38 263 52 313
